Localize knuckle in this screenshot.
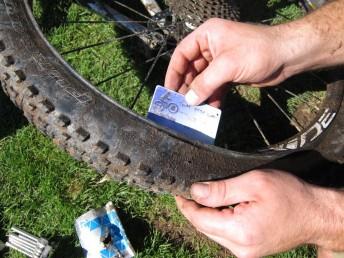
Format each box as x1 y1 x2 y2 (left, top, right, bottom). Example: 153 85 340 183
208 181 227 204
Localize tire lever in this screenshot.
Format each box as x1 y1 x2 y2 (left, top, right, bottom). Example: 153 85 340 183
5 227 51 258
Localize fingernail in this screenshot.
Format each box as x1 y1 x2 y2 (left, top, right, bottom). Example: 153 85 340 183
191 183 209 199
185 89 199 106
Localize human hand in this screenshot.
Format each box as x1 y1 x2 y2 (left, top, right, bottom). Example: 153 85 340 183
176 170 340 257
165 19 288 107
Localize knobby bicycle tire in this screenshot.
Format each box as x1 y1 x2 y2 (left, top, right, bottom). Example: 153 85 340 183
1 0 343 196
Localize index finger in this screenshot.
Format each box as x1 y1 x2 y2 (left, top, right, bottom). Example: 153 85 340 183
175 196 235 237
165 32 202 91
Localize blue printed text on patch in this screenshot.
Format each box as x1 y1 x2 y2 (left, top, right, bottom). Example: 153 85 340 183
147 86 222 145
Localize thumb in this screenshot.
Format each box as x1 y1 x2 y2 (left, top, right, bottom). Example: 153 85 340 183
190 177 254 208
185 54 234 106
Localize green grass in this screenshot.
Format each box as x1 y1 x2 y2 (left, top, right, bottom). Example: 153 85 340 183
44 3 153 116
0 122 317 258
34 1 156 116
0 1 321 257
0 124 221 257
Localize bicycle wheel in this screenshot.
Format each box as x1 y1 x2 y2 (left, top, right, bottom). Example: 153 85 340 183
0 0 343 196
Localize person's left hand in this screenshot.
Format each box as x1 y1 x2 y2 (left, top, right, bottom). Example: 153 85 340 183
176 169 325 258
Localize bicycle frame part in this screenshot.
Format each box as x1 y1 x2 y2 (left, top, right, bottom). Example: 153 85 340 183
140 0 162 16
76 0 165 49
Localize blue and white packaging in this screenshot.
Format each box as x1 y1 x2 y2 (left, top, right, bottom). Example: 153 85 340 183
75 202 135 258
147 85 222 144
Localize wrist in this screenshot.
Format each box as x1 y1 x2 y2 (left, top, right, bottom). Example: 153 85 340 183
271 0 344 78
308 185 344 251
271 19 324 78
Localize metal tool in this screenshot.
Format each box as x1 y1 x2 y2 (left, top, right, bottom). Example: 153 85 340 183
5 227 51 258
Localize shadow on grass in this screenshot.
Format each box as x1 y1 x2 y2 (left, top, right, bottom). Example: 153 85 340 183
117 209 151 252
0 87 27 140
35 0 73 31
0 207 8 256
215 70 328 151
238 0 302 22
51 235 84 258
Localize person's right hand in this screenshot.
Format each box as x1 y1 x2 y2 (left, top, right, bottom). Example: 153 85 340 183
164 18 291 107
176 169 344 257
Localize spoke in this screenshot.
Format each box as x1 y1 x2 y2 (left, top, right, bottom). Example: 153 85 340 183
259 10 293 24
264 90 303 132
304 72 327 101
260 17 275 24
61 25 171 55
95 49 173 86
95 68 134 86
130 39 167 109
308 71 328 85
145 49 173 62
278 87 320 111
234 88 270 146
61 33 139 55
111 0 154 21
275 10 293 21
251 116 270 146
281 73 326 102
